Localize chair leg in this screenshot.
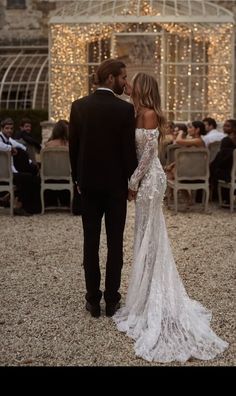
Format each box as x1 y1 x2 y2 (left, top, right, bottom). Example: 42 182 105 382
202 189 205 204
167 186 171 208
10 189 14 216
174 188 178 213
41 188 45 214
205 188 209 212
218 184 222 207
70 188 73 213
230 187 234 212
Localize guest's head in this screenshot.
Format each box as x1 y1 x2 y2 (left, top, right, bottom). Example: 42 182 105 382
1 118 14 138
19 118 32 134
188 121 205 137
92 58 127 95
223 119 236 135
131 72 165 141
174 123 188 137
166 122 175 136
48 119 69 142
202 117 217 132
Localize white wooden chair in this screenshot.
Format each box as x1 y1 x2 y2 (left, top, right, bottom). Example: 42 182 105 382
218 149 236 212
166 143 182 165
40 147 73 214
0 151 14 216
167 148 210 213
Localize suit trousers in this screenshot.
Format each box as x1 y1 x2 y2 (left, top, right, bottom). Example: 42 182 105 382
81 189 127 305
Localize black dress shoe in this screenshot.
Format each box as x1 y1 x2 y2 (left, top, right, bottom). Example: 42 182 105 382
85 302 101 318
105 302 120 317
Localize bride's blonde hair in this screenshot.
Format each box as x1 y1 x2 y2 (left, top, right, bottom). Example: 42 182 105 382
131 72 166 143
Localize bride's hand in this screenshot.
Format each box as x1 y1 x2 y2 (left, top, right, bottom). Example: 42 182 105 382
124 81 132 96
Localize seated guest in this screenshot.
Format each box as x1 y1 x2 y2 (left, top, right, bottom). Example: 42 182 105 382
45 120 69 148
44 120 72 210
164 121 176 144
223 119 236 136
202 117 225 147
159 121 176 166
44 120 81 214
165 121 206 204
173 123 188 142
175 120 206 148
14 118 41 164
0 118 41 215
210 119 236 203
166 120 206 177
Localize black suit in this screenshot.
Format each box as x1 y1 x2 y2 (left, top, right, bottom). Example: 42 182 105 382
69 89 137 305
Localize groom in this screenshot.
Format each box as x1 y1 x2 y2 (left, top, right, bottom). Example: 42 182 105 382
69 59 137 318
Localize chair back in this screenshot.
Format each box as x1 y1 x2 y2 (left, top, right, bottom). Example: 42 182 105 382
166 144 181 165
0 151 12 182
40 147 71 181
208 141 221 163
174 148 209 181
0 151 14 216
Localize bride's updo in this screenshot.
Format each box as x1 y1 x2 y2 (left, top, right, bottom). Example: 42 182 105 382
131 72 166 142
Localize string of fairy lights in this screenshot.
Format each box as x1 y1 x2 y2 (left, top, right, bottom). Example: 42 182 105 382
50 21 233 122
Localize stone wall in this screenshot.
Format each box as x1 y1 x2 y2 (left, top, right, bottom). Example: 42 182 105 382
0 1 235 44
0 0 74 44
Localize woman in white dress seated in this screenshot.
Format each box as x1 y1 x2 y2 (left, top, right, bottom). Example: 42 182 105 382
113 72 228 363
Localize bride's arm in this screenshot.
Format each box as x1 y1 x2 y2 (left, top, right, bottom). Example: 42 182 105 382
128 132 157 191
129 110 158 192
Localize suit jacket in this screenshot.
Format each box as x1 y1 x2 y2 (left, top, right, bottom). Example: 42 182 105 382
14 130 41 152
69 90 138 192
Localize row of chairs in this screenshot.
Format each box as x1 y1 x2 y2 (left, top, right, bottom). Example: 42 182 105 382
0 147 73 216
1 147 236 215
166 147 236 213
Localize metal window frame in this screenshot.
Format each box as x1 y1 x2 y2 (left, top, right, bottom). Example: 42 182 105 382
0 47 48 110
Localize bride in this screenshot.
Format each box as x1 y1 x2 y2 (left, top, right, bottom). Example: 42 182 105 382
113 72 228 363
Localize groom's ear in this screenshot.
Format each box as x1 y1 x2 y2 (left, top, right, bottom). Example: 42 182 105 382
107 74 115 84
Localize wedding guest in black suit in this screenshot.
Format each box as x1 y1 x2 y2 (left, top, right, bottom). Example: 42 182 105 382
210 119 236 203
14 118 41 165
69 59 137 318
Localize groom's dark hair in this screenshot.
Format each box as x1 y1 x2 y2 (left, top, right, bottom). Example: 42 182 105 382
92 59 126 86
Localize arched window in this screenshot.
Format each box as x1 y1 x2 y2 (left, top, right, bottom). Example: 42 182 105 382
0 47 48 110
7 0 26 9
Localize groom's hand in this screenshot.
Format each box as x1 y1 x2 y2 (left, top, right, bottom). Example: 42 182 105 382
128 189 137 201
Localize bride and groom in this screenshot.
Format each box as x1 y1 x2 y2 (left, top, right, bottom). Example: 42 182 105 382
69 58 228 363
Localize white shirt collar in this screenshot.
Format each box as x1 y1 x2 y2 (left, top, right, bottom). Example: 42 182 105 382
96 88 115 94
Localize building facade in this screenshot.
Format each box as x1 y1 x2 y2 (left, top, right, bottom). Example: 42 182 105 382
0 0 235 123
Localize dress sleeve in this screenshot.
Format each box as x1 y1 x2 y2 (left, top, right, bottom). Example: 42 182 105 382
128 130 157 191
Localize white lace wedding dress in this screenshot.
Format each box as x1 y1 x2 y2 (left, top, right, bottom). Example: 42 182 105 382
113 128 228 363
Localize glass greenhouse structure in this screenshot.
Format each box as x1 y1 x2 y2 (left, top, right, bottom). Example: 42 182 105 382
0 0 235 123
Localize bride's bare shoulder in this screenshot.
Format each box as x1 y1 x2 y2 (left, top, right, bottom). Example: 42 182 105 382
142 109 158 129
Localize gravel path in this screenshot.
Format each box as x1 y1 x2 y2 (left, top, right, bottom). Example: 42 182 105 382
0 203 235 366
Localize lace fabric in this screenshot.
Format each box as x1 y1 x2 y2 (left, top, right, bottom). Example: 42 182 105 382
113 128 228 363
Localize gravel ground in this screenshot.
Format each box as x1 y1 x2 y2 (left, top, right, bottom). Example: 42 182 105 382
0 202 235 366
